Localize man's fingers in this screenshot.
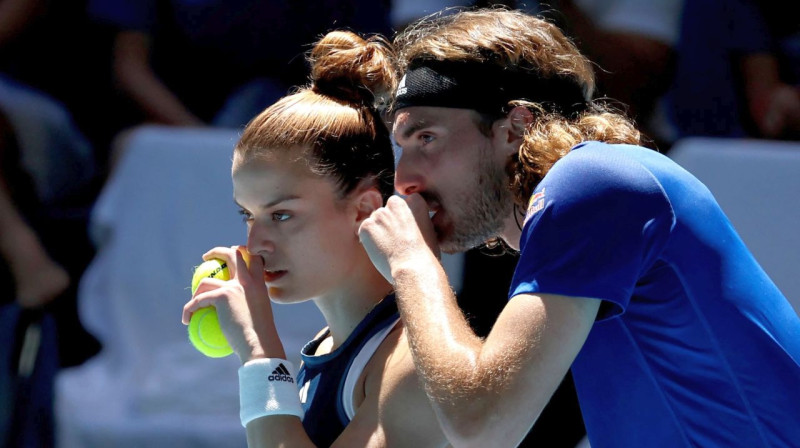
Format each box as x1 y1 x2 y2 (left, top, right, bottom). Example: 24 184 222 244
405 193 430 220
404 193 434 230
405 193 440 258
386 194 407 210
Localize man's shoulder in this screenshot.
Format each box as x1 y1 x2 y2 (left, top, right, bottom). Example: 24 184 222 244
542 141 663 194
564 140 654 161
522 140 674 236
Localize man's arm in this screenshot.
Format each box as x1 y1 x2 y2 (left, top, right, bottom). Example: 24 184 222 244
360 195 599 447
394 250 598 447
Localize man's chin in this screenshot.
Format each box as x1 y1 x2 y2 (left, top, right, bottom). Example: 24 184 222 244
440 245 461 255
439 234 486 254
434 225 460 254
436 219 498 253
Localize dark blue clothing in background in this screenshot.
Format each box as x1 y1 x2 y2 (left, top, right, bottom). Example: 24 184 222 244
86 0 391 125
665 0 773 138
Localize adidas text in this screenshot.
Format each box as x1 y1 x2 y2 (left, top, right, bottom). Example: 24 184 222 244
269 363 295 383
268 374 294 383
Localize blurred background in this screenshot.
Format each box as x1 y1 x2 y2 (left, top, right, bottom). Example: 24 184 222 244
1 0 797 447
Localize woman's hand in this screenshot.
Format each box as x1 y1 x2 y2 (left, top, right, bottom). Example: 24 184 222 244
182 245 286 363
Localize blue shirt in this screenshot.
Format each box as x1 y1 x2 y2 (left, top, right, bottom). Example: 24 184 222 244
297 295 399 447
510 141 800 447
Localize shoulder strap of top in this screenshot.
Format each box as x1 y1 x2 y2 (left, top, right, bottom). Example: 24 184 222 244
340 317 402 420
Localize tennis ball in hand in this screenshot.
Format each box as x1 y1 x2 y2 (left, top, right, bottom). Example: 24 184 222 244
189 259 234 358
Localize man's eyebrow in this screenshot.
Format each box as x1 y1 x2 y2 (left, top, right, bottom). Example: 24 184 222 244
234 194 300 210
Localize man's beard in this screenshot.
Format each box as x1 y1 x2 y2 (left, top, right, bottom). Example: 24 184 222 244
438 149 513 253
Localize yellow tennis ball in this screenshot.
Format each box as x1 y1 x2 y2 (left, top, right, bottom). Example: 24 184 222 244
189 259 233 358
191 258 230 295
188 306 232 358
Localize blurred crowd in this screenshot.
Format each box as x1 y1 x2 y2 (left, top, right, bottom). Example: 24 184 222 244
1 0 798 447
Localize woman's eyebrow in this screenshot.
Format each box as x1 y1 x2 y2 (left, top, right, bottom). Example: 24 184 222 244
234 194 301 210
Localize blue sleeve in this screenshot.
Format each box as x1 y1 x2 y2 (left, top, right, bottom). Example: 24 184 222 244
509 144 675 320
87 0 158 31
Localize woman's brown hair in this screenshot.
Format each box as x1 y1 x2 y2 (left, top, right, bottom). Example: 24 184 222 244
235 30 399 201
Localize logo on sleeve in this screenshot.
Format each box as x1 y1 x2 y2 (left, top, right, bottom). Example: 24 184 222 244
268 363 295 383
524 188 546 224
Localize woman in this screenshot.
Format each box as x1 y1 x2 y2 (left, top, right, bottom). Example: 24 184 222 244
182 31 449 447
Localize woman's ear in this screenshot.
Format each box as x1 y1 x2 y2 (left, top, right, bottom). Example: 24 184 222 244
351 185 384 227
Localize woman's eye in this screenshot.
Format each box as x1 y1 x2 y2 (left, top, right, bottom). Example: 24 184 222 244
272 212 291 222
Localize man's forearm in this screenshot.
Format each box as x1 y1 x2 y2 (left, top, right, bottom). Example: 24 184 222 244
391 251 598 447
391 252 510 445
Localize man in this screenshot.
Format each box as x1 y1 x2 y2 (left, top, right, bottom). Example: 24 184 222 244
359 9 800 448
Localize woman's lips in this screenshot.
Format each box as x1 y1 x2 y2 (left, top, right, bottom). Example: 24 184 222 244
263 270 287 283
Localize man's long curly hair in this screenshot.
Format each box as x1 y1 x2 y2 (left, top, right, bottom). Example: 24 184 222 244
394 8 642 205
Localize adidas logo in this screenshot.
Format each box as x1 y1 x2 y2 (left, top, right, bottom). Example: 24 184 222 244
268 363 294 383
396 75 407 96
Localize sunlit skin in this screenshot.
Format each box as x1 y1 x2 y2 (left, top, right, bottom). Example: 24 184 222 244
180 148 452 447
358 105 600 446
391 106 520 252
232 152 391 347
182 149 451 447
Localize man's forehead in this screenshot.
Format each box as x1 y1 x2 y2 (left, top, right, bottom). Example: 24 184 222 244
392 106 482 139
392 107 444 136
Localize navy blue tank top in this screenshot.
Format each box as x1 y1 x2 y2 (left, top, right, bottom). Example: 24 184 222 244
297 294 400 447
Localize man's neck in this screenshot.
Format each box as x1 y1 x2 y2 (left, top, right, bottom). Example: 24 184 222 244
497 205 524 251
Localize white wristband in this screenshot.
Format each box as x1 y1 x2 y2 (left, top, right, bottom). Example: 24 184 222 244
238 358 304 427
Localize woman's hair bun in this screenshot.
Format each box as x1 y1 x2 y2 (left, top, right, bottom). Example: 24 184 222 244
309 30 398 107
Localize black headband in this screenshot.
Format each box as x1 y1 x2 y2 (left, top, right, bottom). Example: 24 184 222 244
393 59 589 116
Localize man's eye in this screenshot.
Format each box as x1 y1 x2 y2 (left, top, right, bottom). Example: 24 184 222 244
272 212 291 222
420 134 434 145
238 209 253 223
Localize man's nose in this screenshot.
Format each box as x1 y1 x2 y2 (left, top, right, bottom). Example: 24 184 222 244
394 155 426 196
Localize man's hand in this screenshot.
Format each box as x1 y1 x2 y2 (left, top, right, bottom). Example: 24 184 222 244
358 194 440 284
